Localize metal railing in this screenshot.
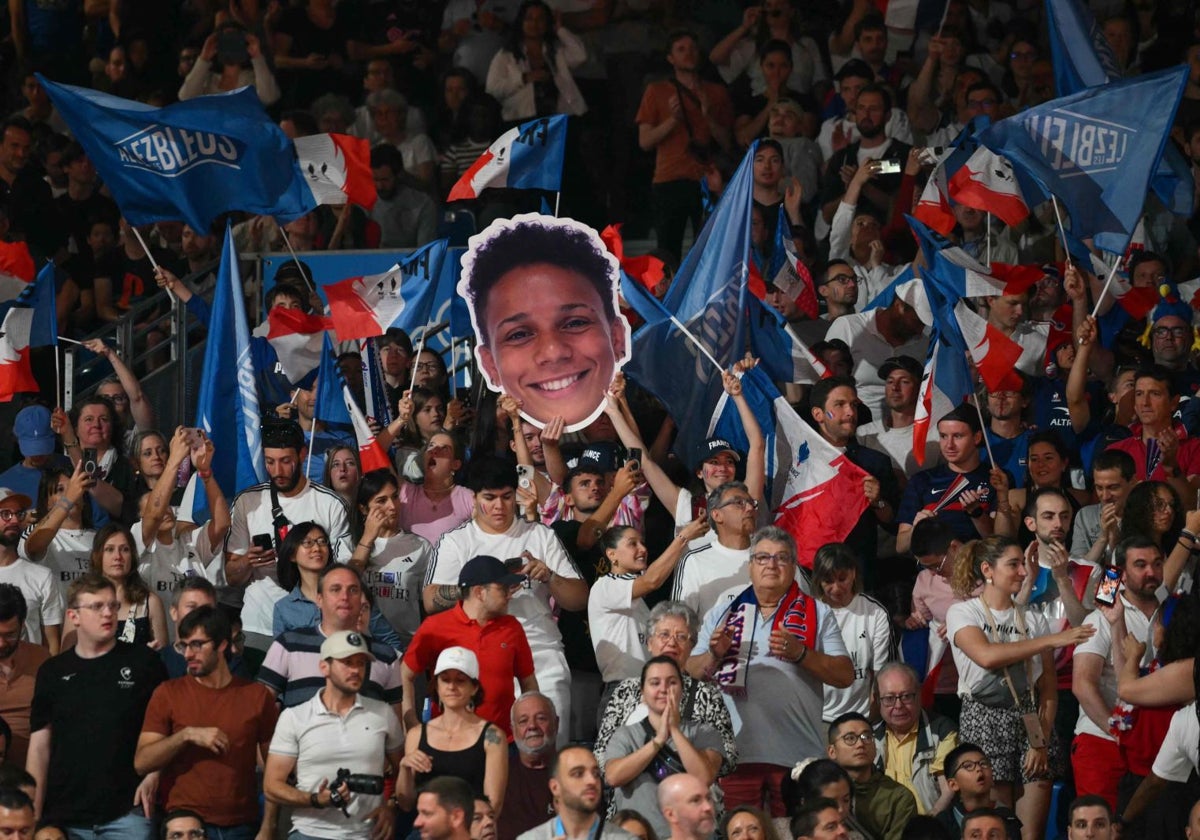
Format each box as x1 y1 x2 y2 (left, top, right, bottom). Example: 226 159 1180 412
63 260 218 431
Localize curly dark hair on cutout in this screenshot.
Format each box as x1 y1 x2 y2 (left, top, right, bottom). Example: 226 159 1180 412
463 219 617 346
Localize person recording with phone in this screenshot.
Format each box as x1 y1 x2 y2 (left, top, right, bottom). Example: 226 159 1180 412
224 419 351 647
178 22 280 105
1071 535 1165 810
50 398 134 525
423 457 586 746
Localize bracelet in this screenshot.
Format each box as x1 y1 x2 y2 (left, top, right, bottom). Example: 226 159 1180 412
309 792 323 809
197 469 212 480
794 644 809 664
356 541 373 550
63 440 79 448
1182 530 1198 542
54 498 76 513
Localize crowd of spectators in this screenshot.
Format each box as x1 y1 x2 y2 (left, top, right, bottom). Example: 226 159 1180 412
1 2 1200 840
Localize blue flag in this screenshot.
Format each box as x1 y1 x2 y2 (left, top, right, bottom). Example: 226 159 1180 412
21 262 57 347
40 77 314 231
978 66 1189 255
624 142 756 461
1044 0 1192 217
194 226 264 518
315 333 352 427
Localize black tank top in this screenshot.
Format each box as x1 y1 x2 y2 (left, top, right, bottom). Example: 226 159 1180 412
414 721 489 795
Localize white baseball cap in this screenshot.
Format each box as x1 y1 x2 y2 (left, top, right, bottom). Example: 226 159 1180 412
434 646 479 680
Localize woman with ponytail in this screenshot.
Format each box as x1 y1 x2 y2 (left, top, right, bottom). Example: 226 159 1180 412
945 536 1096 840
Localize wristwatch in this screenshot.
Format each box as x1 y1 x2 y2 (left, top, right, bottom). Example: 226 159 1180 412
310 792 323 809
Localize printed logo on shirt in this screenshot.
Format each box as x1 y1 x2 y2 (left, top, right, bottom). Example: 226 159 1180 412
118 666 135 688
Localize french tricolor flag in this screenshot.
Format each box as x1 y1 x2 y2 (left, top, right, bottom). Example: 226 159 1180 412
325 265 406 342
953 300 1025 392
294 133 377 209
258 307 330 384
447 115 568 202
948 147 1030 227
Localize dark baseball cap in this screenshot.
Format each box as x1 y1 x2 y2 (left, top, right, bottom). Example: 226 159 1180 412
878 355 922 381
692 437 742 467
459 555 526 589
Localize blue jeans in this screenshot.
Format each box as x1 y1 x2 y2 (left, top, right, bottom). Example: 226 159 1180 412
205 825 257 840
67 811 153 840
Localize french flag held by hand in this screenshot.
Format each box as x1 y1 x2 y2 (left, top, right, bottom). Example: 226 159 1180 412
447 115 568 201
294 133 377 209
948 147 1029 227
342 382 391 473
325 266 406 342
953 300 1025 392
261 308 330 383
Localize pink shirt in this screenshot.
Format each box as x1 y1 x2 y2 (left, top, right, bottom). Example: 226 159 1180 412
397 483 474 545
912 570 967 695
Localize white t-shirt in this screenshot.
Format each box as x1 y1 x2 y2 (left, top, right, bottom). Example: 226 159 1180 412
1072 598 1154 741
823 593 894 721
946 599 1050 699
670 540 750 620
425 518 581 651
134 524 223 599
0 558 64 644
225 481 352 579
857 419 943 478
1152 702 1199 783
826 312 929 419
817 110 915 161
694 585 848 765
241 577 289 638
361 532 432 648
588 573 650 683
19 527 97 601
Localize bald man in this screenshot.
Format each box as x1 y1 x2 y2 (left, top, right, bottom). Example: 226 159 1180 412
658 774 716 840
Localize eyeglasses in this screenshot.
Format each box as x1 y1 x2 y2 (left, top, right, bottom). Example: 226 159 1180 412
751 552 792 566
173 639 215 654
104 393 130 403
879 691 918 707
954 758 993 773
716 497 758 511
300 537 330 549
1152 326 1191 339
71 600 120 614
415 362 441 372
651 630 692 644
837 731 874 746
166 831 207 840
0 509 24 521
826 274 857 285
1151 498 1177 512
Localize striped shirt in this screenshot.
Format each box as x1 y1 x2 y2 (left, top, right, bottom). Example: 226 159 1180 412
257 627 402 708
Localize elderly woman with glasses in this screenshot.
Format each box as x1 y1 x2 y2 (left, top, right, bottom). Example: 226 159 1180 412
594 601 737 782
687 526 853 819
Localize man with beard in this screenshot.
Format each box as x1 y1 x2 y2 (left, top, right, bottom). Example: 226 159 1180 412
658 774 718 840
265 630 402 840
816 260 859 323
0 488 62 653
818 84 910 228
135 606 279 837
518 746 638 840
498 692 560 839
983 379 1032 488
808 377 899 564
826 294 928 420
1142 290 1200 426
0 584 48 766
225 420 351 642
1071 535 1165 812
369 145 436 248
858 356 941 477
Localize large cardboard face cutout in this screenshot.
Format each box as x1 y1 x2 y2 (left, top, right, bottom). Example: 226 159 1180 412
459 213 632 432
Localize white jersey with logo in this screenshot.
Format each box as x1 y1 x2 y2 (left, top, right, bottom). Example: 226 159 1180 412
362 531 432 648
225 481 352 580
19 527 97 600
670 540 750 620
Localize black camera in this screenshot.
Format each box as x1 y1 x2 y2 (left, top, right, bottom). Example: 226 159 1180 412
329 768 385 816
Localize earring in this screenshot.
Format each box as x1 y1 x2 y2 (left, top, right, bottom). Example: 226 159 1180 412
985 578 992 586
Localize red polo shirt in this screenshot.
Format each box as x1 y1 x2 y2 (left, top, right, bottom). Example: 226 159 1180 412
403 603 534 738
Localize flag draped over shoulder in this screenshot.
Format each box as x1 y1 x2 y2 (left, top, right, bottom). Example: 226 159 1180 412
194 227 264 517
40 77 314 230
976 66 1189 255
447 115 568 201
623 142 756 462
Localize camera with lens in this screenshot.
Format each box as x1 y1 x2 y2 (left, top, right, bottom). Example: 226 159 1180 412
329 769 385 816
